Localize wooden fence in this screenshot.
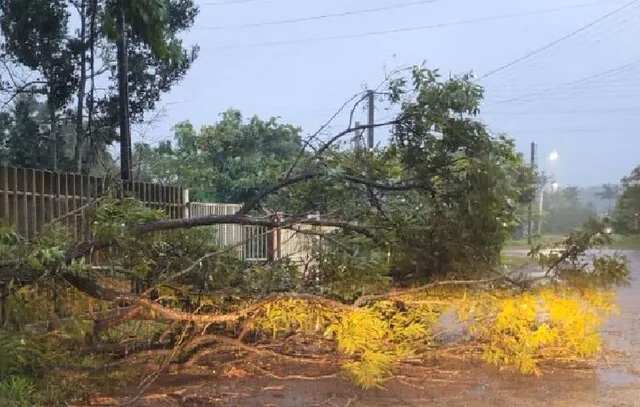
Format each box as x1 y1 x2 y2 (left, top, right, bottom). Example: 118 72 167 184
0 165 331 264
0 165 186 240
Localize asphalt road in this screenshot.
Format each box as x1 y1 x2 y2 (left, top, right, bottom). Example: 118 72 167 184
501 248 633 281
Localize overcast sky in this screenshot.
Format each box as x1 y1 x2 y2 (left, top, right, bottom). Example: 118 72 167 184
140 0 640 187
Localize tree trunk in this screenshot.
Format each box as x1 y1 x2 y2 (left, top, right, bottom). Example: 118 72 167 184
49 98 58 171
74 0 88 173
86 0 98 170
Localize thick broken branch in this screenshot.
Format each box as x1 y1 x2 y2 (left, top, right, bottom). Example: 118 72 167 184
0 211 376 287
237 170 318 215
135 213 377 239
71 276 507 325
63 272 132 302
239 156 428 216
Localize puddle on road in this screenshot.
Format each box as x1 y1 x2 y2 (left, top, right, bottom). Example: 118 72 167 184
470 380 487 395
597 368 640 387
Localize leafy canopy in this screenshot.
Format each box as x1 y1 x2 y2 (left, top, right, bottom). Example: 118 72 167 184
613 165 640 234
276 65 534 285
0 0 200 173
135 109 304 203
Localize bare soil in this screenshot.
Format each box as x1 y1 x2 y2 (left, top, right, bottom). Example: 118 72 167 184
82 251 640 407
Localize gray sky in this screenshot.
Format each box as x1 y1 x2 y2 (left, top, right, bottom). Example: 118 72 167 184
141 0 639 187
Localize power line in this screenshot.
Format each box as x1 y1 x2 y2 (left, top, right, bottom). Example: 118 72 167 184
499 92 640 103
487 78 640 102
484 71 640 105
199 0 440 30
494 127 640 135
489 59 640 104
476 0 638 80
477 9 640 92
481 107 640 116
201 0 266 6
204 3 616 50
162 90 640 120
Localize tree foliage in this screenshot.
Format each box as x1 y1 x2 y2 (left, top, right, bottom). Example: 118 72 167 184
135 109 304 203
541 186 598 235
613 165 640 234
282 66 532 284
0 0 199 173
597 183 619 213
0 94 112 173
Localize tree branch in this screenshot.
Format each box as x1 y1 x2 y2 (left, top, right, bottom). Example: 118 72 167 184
283 91 367 180
135 213 378 239
352 276 506 307
237 170 319 215
237 121 404 215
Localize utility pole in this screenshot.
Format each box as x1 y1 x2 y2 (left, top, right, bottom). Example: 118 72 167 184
366 89 374 150
537 173 544 235
527 142 536 244
353 121 362 150
116 2 132 185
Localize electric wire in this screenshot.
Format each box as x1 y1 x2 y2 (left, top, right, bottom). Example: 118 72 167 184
476 0 638 80
201 0 266 6
201 3 619 50
487 59 640 105
199 0 440 30
481 7 640 94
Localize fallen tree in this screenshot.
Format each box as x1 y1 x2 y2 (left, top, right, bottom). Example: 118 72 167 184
0 64 630 405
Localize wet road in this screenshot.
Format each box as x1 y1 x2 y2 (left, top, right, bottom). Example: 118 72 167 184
595 250 640 406
501 248 634 280
502 248 632 258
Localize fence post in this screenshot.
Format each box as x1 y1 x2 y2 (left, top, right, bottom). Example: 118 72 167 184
267 218 275 262
2 166 8 221
182 188 190 218
0 283 6 327
276 212 282 261
265 210 281 262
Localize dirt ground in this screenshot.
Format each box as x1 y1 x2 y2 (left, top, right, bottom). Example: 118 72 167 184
88 251 640 407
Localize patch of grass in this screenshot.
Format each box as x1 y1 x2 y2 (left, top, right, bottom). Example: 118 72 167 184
38 369 101 406
31 353 153 406
606 234 640 249
0 325 130 406
0 377 37 407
